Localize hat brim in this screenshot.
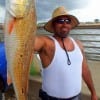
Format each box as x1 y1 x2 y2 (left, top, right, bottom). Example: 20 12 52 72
44 15 79 33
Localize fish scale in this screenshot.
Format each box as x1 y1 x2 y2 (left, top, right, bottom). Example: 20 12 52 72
4 0 37 100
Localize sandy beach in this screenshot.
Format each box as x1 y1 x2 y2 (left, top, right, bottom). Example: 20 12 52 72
4 60 100 100
82 60 100 100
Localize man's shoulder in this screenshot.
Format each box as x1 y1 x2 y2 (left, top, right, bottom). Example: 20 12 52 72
69 37 82 46
74 39 84 51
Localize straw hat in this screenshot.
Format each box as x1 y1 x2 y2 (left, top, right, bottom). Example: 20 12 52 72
44 6 79 33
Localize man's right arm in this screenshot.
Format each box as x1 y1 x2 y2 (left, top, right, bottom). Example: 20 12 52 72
34 36 45 53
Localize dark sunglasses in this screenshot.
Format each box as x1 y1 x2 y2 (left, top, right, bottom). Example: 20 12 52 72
54 19 71 24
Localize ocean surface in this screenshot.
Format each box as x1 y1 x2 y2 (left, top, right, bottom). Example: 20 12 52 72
0 27 100 61
37 28 100 61
70 29 100 61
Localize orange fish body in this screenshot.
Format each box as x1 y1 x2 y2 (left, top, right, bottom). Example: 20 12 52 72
4 0 37 99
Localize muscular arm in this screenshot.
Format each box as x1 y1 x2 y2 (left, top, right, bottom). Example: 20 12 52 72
34 36 45 53
76 40 97 100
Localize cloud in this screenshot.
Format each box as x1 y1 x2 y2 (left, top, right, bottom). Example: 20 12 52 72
0 7 5 23
36 0 90 22
0 0 92 23
0 0 5 6
70 0 100 22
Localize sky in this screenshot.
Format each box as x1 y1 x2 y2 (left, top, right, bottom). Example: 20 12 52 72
0 0 100 23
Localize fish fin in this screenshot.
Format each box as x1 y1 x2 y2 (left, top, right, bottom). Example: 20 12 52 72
8 18 16 34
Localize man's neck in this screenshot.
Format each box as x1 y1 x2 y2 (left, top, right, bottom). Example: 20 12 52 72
53 34 69 41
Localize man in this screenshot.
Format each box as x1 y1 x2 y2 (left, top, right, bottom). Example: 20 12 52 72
34 6 97 100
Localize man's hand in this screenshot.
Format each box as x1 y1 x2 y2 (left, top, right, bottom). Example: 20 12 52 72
91 93 98 100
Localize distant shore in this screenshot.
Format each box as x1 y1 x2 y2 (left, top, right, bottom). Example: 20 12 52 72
37 22 100 29
0 23 100 30
76 23 100 29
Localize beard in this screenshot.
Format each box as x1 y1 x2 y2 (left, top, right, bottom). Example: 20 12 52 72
55 31 69 38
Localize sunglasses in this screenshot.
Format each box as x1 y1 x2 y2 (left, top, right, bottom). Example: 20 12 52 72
54 19 71 24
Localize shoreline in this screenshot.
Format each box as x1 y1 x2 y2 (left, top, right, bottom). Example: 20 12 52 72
0 23 100 30
76 23 100 29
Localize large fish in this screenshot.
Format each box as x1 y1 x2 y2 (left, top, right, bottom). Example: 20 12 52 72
4 0 37 99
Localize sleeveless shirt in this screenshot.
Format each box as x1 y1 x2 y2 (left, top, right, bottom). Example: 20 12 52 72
42 36 83 98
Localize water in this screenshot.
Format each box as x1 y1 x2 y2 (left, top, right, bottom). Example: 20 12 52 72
37 28 100 61
70 29 100 61
0 27 100 60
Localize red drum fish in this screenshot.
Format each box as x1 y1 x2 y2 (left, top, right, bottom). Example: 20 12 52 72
4 0 37 99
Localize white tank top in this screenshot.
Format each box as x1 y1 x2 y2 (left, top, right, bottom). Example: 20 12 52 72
42 36 83 98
